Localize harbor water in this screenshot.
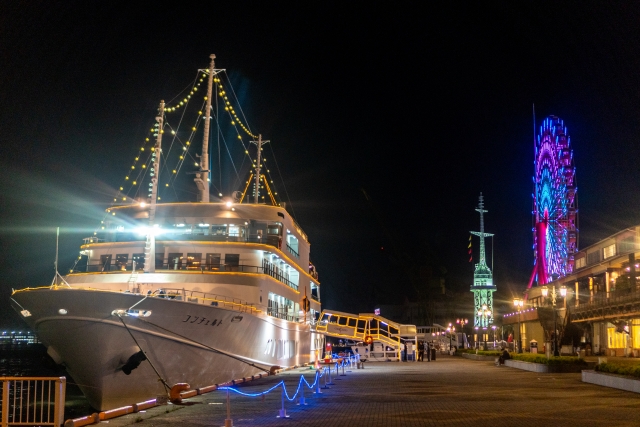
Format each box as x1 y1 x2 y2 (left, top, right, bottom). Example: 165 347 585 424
0 341 93 419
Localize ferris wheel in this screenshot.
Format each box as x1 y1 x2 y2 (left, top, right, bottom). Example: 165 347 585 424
530 116 577 286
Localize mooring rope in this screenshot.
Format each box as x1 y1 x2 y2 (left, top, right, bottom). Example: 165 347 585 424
115 313 170 393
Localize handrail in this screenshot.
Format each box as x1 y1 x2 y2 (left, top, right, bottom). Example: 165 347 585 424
1 377 66 427
286 244 299 258
71 263 299 291
572 289 640 314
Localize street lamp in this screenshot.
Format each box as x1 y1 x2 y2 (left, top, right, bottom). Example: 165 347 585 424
491 325 497 348
513 298 524 353
477 305 491 350
446 323 456 352
457 318 468 348
542 285 567 357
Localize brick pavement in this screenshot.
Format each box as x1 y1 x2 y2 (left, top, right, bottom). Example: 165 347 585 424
92 355 640 427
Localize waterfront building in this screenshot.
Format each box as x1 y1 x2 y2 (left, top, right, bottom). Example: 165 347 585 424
503 225 640 355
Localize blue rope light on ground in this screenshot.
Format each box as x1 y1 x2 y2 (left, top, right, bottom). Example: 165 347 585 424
219 367 327 401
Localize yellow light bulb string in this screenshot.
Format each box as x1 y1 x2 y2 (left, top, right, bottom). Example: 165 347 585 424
213 73 281 206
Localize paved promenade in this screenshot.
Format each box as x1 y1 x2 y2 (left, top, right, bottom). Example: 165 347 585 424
94 355 640 427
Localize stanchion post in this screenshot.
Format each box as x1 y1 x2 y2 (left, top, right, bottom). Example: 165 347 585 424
327 363 335 385
322 367 330 389
277 385 289 418
224 389 233 427
341 360 346 376
315 369 322 394
298 377 307 406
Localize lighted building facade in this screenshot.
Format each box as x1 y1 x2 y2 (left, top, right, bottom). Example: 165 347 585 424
504 225 640 355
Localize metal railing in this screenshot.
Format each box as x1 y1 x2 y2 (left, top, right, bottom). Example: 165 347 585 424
1 377 65 427
572 288 640 315
138 288 261 315
286 244 299 258
73 263 299 291
267 307 300 322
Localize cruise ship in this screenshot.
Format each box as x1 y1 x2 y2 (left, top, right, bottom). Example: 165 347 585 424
10 55 323 410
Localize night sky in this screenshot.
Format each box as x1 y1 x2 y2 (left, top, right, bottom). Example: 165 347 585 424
2 2 640 327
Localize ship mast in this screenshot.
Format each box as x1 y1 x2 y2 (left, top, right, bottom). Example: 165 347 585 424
144 100 165 273
195 54 216 203
251 134 269 204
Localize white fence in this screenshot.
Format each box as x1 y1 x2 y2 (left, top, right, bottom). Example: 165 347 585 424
1 377 66 427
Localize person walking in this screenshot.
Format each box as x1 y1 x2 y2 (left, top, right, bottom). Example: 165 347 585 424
418 341 424 361
426 341 431 362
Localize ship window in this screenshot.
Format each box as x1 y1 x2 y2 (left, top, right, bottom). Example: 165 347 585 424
348 318 357 327
186 253 202 270
206 253 221 271
357 320 366 332
329 315 339 324
100 254 112 272
132 253 145 270
267 225 281 235
115 254 128 271
225 254 239 271
338 317 348 326
168 253 183 270
212 225 227 236
155 253 164 269
228 226 239 237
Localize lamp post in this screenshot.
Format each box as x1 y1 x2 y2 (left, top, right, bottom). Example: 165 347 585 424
542 285 567 357
513 298 523 353
477 305 491 350
456 318 468 348
491 325 497 349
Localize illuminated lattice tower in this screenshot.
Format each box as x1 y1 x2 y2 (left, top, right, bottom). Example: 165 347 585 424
470 193 496 329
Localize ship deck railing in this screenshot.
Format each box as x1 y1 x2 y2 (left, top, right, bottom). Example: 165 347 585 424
0 377 66 427
86 234 283 246
71 263 299 291
140 288 262 315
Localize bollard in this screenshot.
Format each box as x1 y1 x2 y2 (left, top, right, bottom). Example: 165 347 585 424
327 363 335 385
277 386 289 418
314 369 323 394
341 360 347 376
322 367 330 389
298 378 307 406
347 356 353 372
334 362 342 380
224 389 233 427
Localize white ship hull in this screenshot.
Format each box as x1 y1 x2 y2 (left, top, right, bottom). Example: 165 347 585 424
10 58 325 411
11 288 316 410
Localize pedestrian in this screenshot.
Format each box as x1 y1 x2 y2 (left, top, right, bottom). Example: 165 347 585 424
403 341 408 362
418 341 424 361
426 341 431 362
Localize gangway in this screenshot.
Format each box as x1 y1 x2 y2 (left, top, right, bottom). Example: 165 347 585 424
315 310 416 360
417 324 460 351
